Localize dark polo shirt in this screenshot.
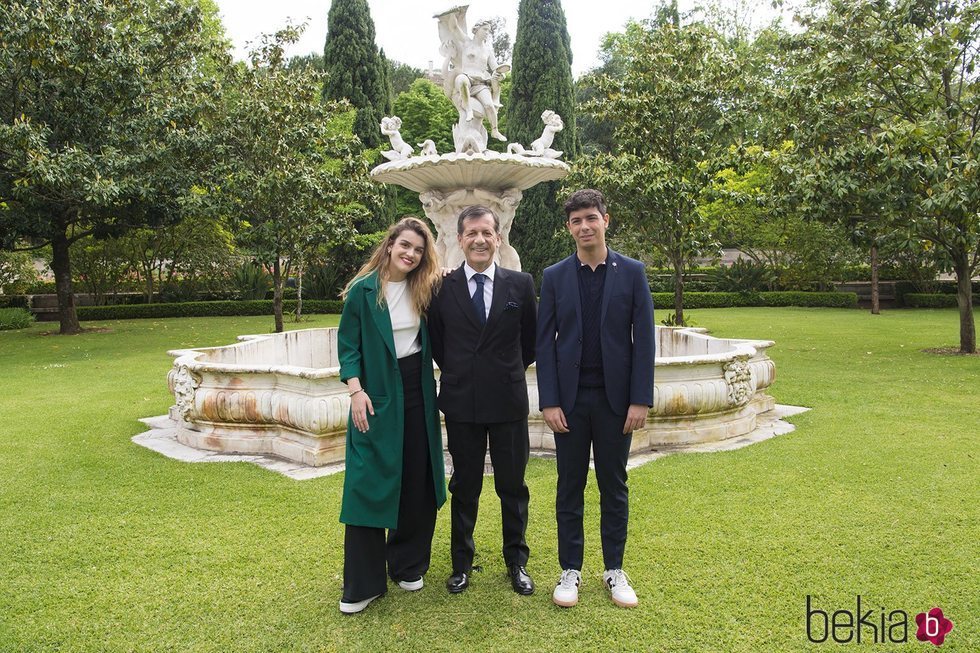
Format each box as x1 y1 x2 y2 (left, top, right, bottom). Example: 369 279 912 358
576 254 607 388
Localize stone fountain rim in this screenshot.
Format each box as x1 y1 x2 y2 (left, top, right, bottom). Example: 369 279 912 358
167 327 342 378
167 326 774 375
371 150 571 176
370 150 571 192
169 348 342 379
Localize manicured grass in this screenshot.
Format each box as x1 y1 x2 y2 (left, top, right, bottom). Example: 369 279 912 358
1 309 977 652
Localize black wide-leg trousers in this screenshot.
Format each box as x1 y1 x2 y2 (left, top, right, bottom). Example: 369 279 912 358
342 352 437 603
554 386 632 572
445 418 530 573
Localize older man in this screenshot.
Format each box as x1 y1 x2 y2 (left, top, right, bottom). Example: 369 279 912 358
428 205 537 596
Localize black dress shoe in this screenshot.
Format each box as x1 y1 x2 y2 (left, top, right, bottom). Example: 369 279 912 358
446 571 469 594
508 565 534 595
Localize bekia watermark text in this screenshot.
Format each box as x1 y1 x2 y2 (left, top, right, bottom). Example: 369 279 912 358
806 596 953 646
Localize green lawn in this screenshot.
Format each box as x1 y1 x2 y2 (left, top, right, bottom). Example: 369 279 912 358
1 309 977 652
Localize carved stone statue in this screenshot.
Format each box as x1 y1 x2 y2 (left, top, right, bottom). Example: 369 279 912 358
420 188 468 264
380 116 413 161
417 139 439 156
435 6 507 153
420 187 524 269
507 110 565 159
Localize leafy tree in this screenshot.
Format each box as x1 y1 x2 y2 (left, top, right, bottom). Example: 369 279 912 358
0 0 226 333
485 16 514 63
322 0 389 149
121 210 237 302
788 0 980 351
223 26 374 332
0 249 38 295
572 17 746 324
768 14 906 314
703 144 863 291
387 60 424 99
288 52 327 72
393 79 459 156
507 0 579 284
71 236 131 304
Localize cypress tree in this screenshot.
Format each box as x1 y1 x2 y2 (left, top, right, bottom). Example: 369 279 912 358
322 0 387 149
506 0 578 284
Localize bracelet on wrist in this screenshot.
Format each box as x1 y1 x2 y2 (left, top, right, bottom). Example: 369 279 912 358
349 388 364 397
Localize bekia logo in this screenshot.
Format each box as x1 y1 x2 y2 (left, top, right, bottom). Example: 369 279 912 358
806 596 954 646
915 608 954 647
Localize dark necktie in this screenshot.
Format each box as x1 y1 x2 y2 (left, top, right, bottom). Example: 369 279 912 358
471 273 487 326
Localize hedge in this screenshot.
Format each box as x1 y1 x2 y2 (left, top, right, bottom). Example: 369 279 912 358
0 308 35 330
66 292 864 321
892 281 964 303
0 295 29 309
650 291 859 309
904 293 980 308
77 299 344 321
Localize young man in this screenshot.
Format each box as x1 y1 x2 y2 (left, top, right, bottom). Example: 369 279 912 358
535 189 655 608
428 205 538 596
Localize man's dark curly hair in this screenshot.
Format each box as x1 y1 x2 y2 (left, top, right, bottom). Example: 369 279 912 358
563 189 607 218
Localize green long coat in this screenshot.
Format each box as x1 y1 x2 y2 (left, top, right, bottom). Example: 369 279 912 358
337 272 447 529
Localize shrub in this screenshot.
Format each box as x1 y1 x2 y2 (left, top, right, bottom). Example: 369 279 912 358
232 263 272 300
24 281 57 294
904 293 980 308
650 291 858 309
76 299 344 321
304 264 346 300
0 308 35 330
0 295 29 309
710 259 776 292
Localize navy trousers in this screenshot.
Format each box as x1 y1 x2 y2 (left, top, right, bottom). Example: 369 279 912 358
554 386 632 571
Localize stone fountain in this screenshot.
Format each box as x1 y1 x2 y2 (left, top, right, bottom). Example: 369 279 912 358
139 6 798 474
372 5 570 271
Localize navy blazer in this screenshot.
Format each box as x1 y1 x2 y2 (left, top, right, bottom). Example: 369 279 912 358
535 249 655 416
429 265 538 423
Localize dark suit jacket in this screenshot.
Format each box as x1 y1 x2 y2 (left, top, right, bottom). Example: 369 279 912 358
536 248 655 416
429 265 537 424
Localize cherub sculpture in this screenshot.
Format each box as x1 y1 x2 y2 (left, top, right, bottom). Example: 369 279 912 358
417 139 439 156
380 116 413 161
506 110 564 159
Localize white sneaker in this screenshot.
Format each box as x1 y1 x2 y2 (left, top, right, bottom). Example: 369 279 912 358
603 569 638 608
338 593 382 614
397 576 424 591
552 569 581 607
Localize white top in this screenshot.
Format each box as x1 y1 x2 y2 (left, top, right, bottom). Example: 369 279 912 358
463 262 495 321
385 280 422 358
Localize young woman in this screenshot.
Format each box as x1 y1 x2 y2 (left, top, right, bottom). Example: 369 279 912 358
336 216 447 614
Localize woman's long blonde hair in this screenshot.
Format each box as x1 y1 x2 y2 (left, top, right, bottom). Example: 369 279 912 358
341 216 442 316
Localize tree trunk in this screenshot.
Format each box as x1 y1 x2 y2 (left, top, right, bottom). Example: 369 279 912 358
672 256 684 327
51 230 80 335
870 241 880 315
953 253 976 353
295 259 304 322
272 258 284 333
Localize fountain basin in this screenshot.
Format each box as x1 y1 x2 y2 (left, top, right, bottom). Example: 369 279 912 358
370 150 569 192
167 326 776 466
